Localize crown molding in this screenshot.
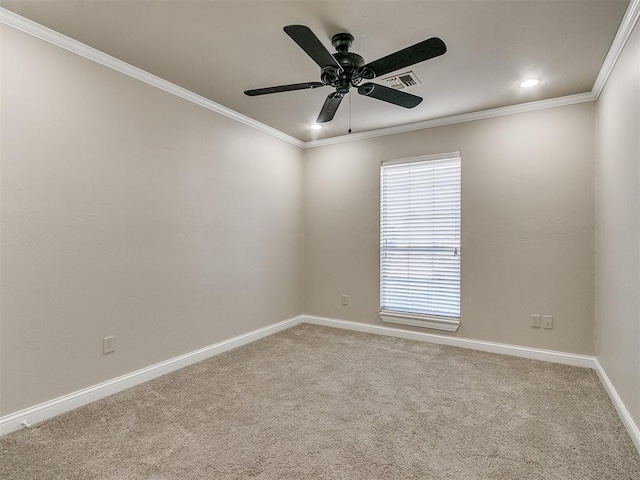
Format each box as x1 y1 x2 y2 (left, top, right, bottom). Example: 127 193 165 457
2 2 638 150
0 8 305 149
304 0 639 148
303 92 596 148
592 0 640 98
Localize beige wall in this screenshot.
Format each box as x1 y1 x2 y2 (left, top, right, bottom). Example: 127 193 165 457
0 26 304 415
0 19 607 419
595 20 640 427
304 102 596 355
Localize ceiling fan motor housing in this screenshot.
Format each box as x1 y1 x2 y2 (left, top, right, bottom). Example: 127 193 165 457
324 32 369 93
331 32 354 52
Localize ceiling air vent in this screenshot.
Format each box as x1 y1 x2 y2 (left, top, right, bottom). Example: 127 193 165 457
380 71 421 89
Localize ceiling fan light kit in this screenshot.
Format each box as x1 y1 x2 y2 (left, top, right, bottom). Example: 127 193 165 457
244 25 446 124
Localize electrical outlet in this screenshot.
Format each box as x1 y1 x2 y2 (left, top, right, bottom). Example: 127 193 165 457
542 315 553 329
341 295 348 305
531 314 541 328
103 335 115 354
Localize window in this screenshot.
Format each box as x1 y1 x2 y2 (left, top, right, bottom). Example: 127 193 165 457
380 152 461 331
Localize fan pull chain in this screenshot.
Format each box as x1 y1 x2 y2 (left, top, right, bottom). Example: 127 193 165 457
348 92 352 134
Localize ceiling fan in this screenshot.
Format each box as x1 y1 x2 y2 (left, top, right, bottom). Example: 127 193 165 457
244 25 447 124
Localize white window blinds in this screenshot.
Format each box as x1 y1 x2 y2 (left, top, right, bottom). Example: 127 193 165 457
380 153 461 322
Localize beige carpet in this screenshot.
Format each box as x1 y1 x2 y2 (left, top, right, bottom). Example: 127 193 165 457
1 324 639 479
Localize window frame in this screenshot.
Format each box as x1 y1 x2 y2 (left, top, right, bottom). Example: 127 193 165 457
379 152 462 332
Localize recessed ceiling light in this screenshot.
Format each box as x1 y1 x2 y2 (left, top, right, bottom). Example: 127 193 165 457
309 124 323 130
519 78 540 88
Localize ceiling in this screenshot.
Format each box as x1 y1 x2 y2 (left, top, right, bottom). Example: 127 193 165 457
1 1 630 142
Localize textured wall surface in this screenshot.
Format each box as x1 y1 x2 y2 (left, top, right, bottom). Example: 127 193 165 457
1 26 304 416
303 103 596 355
0 17 607 420
595 19 640 428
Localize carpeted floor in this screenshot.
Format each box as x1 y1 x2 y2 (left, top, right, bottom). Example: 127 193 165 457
1 324 639 479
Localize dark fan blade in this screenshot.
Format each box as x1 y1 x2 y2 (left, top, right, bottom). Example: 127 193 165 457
362 37 446 78
317 92 344 123
357 83 422 108
244 82 325 96
284 25 342 71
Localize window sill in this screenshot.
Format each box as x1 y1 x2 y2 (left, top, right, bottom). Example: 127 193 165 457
379 310 460 332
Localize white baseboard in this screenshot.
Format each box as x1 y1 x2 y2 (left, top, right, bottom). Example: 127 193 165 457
0 315 304 436
594 359 640 453
301 315 596 368
4 313 637 457
303 315 640 455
